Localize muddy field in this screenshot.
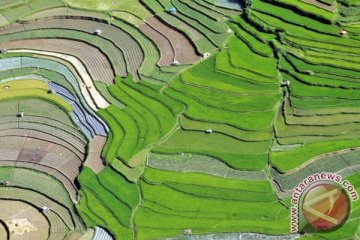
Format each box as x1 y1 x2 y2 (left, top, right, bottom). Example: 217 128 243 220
142 17 201 65
85 136 107 173
139 23 174 66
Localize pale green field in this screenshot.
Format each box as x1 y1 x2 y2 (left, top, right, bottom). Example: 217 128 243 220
63 0 152 19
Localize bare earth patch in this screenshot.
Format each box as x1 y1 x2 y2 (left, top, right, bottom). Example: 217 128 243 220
5 218 37 236
139 23 174 66
0 200 49 240
0 221 7 240
85 136 107 173
144 17 201 65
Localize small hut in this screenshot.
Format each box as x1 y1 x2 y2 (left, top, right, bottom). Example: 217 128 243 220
203 52 211 59
306 70 315 75
40 206 50 213
183 229 192 235
93 29 102 35
17 112 24 118
205 129 213 134
0 180 9 186
0 48 7 54
48 88 56 94
281 80 290 86
172 60 179 65
169 7 177 14
340 30 347 36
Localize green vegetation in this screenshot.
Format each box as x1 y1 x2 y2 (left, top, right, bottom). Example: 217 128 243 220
0 79 72 112
99 74 179 169
135 168 288 239
272 149 360 191
155 129 271 170
78 167 140 239
0 166 84 231
1 0 360 239
63 0 152 19
272 140 360 171
0 0 64 23
147 152 268 179
141 0 232 54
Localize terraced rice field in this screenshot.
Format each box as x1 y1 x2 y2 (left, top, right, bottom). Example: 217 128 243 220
0 0 360 239
0 39 115 84
140 17 201 65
